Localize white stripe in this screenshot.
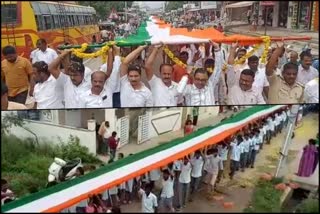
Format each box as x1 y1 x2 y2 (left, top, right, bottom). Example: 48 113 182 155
7 106 284 212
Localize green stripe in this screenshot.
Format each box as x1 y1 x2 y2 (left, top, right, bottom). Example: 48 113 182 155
2 105 278 212
115 22 151 47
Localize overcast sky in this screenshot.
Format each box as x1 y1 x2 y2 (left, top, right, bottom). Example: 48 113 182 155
138 1 165 9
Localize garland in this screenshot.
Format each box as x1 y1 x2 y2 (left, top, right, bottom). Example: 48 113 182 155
260 36 271 64
163 45 187 69
71 42 116 63
234 44 261 65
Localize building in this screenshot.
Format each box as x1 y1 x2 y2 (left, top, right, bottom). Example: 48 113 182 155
6 107 219 155
225 1 318 31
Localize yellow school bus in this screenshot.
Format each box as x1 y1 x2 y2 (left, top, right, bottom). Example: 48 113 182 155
1 1 100 59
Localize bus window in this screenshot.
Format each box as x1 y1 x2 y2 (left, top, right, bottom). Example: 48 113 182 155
1 3 18 24
73 15 78 26
43 15 53 30
53 15 60 29
36 15 45 31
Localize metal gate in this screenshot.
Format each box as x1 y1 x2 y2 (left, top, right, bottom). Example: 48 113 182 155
116 115 129 148
137 112 151 145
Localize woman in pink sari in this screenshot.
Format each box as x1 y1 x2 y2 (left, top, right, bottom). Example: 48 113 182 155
297 139 318 177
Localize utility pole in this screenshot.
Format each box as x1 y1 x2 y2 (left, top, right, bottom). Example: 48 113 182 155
125 1 128 22
274 105 300 178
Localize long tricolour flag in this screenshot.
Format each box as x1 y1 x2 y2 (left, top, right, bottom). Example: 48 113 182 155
2 105 286 213
116 16 265 46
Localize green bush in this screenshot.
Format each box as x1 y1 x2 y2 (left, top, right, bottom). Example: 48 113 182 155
295 198 319 213
1 134 102 197
244 180 283 213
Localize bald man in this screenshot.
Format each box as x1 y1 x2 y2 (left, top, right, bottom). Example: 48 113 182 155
289 51 299 65
78 71 117 108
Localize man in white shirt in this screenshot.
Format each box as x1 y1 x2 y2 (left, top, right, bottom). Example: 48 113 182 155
145 45 183 107
177 41 222 106
32 61 64 109
78 71 115 108
48 50 90 108
98 121 112 155
304 78 319 103
172 159 182 210
138 182 158 213
229 135 242 179
240 134 250 172
227 69 266 105
178 157 192 210
120 46 153 107
250 130 261 168
79 46 121 108
297 51 318 85
246 133 255 168
189 150 204 199
217 141 229 183
159 169 175 212
207 148 223 194
32 39 58 64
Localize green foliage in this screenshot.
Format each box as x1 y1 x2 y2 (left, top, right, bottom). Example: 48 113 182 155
1 112 25 136
165 1 187 12
295 198 319 213
56 135 101 164
78 1 133 19
1 134 102 197
243 180 283 213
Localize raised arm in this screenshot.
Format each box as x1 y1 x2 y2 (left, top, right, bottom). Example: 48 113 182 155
227 42 238 65
120 45 147 77
106 45 122 92
145 44 162 81
48 50 72 79
208 41 223 88
266 42 285 76
105 46 114 79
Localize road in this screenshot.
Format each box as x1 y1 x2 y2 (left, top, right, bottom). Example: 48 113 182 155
105 111 319 213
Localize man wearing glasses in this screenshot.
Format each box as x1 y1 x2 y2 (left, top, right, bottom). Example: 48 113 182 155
177 41 222 106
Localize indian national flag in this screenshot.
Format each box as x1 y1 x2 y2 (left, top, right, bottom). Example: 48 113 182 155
116 16 265 47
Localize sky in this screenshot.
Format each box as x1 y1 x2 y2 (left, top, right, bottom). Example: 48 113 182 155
137 1 165 9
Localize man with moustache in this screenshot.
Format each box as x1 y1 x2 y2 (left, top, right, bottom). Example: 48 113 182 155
1 45 35 104
177 41 223 106
49 45 120 108
144 44 183 106
296 51 318 85
159 169 175 212
227 69 266 105
120 45 153 107
266 42 304 104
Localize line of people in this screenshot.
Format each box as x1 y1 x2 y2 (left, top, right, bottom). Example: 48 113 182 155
59 108 290 213
2 38 318 110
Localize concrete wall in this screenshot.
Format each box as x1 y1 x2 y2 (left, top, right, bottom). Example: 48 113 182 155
149 108 183 138
7 120 97 155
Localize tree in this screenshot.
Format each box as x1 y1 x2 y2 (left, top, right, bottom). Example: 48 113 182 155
165 1 187 12
78 1 133 20
1 112 39 145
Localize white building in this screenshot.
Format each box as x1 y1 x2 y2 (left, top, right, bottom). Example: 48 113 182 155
4 107 219 155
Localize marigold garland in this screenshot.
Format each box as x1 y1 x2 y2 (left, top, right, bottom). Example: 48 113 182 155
234 44 261 65
71 41 116 63
260 36 271 64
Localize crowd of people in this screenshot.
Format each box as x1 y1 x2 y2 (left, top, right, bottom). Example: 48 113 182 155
1 36 318 110
54 107 290 213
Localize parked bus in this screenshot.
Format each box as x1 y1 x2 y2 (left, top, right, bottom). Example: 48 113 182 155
1 1 100 59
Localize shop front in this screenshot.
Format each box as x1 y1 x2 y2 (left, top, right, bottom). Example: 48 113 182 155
297 1 313 30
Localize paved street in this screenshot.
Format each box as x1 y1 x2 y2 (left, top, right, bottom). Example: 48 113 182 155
99 112 319 212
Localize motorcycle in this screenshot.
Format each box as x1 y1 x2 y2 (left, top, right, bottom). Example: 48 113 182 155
47 157 84 187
